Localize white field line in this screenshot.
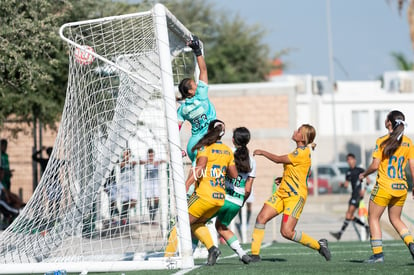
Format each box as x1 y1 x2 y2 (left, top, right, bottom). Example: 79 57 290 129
173 242 273 275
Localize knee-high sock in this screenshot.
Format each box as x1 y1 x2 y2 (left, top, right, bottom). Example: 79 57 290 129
164 226 178 257
353 216 368 227
370 238 383 255
121 202 129 219
226 235 246 258
399 228 414 246
152 200 159 220
192 235 199 252
292 231 320 251
191 223 214 250
247 210 252 226
339 219 351 235
251 223 265 255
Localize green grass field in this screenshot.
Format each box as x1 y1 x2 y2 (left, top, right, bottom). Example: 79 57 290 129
81 240 414 275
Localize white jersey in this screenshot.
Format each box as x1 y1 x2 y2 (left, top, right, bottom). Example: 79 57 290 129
144 161 159 180
225 155 256 206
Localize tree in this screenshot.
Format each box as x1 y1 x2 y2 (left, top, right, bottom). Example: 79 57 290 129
396 0 414 69
0 0 280 135
0 0 139 134
160 0 274 83
208 15 272 83
0 0 69 134
390 51 413 70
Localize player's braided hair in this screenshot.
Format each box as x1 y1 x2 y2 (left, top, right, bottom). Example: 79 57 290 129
381 110 406 158
191 119 225 153
233 127 252 173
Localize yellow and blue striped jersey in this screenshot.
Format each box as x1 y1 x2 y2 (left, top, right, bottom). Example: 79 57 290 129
276 146 311 198
372 134 414 195
195 141 235 206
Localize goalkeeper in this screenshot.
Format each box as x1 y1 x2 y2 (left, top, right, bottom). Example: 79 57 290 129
176 35 216 164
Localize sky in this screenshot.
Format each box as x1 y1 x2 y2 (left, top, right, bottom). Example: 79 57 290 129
210 0 412 81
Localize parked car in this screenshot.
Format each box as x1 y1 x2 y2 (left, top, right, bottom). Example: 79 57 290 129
307 177 332 195
311 162 349 193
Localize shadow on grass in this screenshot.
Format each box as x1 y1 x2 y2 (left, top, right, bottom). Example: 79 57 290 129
348 260 365 263
260 257 287 262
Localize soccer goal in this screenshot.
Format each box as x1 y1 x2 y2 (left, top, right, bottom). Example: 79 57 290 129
0 4 196 273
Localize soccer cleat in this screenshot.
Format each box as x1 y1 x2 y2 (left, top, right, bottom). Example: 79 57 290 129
318 239 331 261
364 253 384 263
240 254 252 264
248 254 261 262
409 242 414 260
207 246 221 266
329 231 341 241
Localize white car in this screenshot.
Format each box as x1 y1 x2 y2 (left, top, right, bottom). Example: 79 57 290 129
313 162 349 194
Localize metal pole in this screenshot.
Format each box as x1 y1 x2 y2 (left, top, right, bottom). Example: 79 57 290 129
32 118 38 192
326 0 339 163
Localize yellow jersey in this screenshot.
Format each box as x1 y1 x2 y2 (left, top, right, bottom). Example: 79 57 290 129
276 146 311 198
372 134 414 196
195 141 235 206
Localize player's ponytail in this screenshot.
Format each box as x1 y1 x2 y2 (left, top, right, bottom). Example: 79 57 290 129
233 127 252 173
177 78 192 100
191 119 225 152
301 124 317 151
381 110 406 158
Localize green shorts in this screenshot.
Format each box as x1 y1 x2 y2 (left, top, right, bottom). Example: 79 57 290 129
214 200 241 226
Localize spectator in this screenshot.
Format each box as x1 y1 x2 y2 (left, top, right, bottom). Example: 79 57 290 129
119 149 137 226
140 148 166 222
32 146 53 175
104 168 119 223
0 167 19 229
0 139 12 191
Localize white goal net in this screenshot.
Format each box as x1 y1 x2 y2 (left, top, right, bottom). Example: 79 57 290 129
0 4 196 273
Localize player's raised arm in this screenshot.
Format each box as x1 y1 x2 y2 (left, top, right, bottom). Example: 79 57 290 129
253 149 290 164
188 35 207 84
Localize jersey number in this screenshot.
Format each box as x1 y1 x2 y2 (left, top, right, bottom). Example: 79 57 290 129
193 114 208 131
387 156 405 179
209 164 226 188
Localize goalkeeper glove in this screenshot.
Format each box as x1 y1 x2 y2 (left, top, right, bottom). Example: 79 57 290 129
188 35 202 56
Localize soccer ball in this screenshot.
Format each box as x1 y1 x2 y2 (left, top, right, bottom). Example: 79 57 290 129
74 45 95 65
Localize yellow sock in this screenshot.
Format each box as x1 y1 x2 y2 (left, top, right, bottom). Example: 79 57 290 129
164 226 178 257
292 231 320 251
399 228 414 246
370 239 383 255
191 223 214 250
251 224 265 255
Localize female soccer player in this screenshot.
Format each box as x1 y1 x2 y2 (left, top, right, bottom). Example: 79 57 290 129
176 35 216 164
165 119 237 266
214 127 255 264
359 110 414 263
249 124 331 262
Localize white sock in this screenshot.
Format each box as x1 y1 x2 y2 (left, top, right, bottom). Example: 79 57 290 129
228 238 246 258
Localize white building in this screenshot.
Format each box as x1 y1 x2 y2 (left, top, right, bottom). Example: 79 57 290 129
286 71 414 166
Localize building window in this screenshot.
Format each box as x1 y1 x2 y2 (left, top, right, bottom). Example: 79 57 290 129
352 110 369 133
375 110 389 131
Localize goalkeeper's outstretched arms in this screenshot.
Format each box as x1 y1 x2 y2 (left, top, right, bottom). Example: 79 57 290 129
176 35 207 101
188 35 207 84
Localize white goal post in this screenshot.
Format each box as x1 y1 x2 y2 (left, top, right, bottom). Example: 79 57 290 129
0 4 197 273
